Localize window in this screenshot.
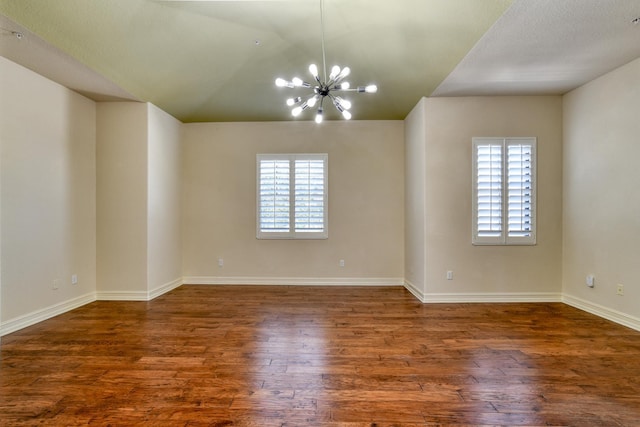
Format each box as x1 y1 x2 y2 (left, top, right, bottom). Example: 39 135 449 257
257 153 328 239
472 137 536 245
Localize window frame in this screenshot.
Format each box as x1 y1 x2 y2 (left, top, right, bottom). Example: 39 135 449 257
472 137 537 246
256 153 328 240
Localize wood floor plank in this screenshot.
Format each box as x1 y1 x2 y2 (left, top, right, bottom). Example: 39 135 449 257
2 285 640 425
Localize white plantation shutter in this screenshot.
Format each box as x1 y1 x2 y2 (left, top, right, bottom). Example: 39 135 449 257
257 154 328 239
507 144 534 240
476 144 503 238
294 159 326 233
258 159 290 232
473 138 536 245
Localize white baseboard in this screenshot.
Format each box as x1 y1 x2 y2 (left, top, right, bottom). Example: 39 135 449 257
96 290 150 301
97 277 183 301
183 276 405 287
149 277 183 300
0 292 97 337
563 294 640 332
421 292 562 303
403 280 425 301
402 281 561 303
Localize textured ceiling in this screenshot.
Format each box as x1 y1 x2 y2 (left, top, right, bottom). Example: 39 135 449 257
433 0 640 97
1 0 639 123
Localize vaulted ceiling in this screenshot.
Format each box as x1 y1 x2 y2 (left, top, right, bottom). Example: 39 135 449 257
1 0 639 122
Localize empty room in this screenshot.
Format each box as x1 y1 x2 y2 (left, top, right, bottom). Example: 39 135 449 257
1 0 639 425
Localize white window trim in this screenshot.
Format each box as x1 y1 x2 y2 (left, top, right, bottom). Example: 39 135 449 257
472 137 537 246
256 153 328 240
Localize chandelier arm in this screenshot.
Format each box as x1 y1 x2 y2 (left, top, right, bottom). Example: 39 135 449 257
326 77 342 88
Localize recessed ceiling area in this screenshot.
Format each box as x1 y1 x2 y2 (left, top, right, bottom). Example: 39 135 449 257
1 0 639 122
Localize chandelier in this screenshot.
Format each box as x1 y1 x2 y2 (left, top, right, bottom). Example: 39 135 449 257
274 0 377 123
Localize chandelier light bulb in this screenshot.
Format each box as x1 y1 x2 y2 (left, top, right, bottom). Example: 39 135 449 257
336 81 350 90
286 97 302 106
337 66 350 80
291 106 303 117
309 64 319 78
307 96 318 108
342 110 352 120
291 77 311 88
357 85 378 93
329 65 341 80
334 97 351 110
275 78 289 87
315 108 324 124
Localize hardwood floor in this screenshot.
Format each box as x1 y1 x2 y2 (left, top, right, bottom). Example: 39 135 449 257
1 285 640 426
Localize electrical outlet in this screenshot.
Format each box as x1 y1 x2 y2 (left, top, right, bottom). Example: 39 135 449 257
616 284 624 295
71 274 78 285
586 274 595 288
218 258 224 267
52 279 60 290
446 271 453 280
339 259 345 267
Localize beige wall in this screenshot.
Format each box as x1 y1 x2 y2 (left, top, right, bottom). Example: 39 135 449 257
147 103 182 294
405 96 564 300
563 57 640 324
182 121 404 283
96 102 148 296
96 102 183 298
1 57 96 329
404 99 427 296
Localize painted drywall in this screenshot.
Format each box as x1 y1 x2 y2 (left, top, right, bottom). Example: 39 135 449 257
147 103 182 294
0 56 96 324
182 121 404 283
563 57 640 323
96 102 148 296
405 96 563 300
403 98 427 296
